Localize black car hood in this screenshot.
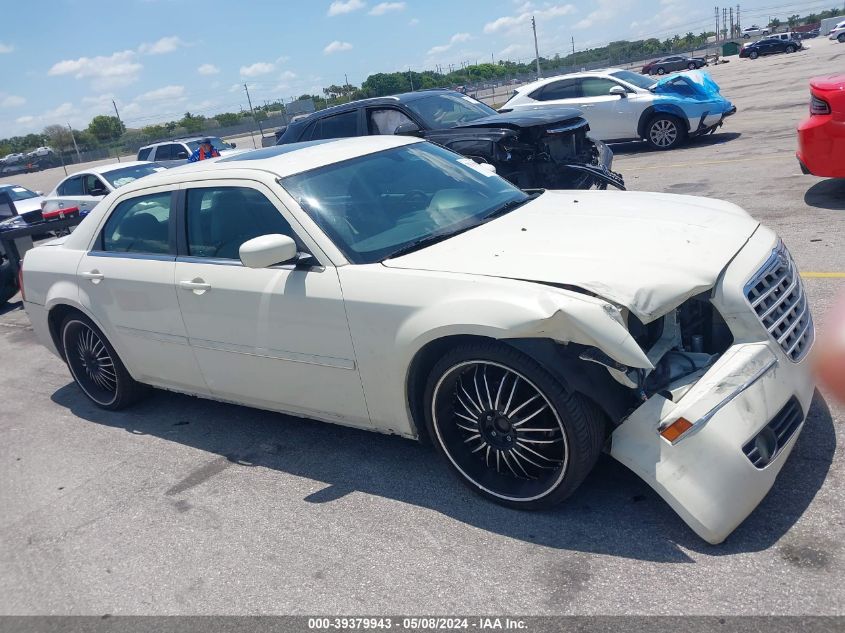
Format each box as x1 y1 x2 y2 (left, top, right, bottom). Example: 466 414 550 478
454 106 584 129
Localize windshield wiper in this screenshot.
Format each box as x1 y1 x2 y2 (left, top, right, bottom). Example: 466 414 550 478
384 230 467 260
482 191 542 220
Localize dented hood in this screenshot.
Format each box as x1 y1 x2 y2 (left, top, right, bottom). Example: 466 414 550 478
383 190 759 322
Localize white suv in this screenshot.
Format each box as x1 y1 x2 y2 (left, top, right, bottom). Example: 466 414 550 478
500 68 736 150
136 136 238 168
829 21 845 41
742 25 770 37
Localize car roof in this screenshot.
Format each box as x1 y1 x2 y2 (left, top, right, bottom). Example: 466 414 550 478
65 160 157 178
516 68 627 92
118 136 422 194
140 137 222 149
295 89 469 122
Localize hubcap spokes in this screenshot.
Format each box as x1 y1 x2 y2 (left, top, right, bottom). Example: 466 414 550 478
76 325 117 393
450 363 566 481
651 120 677 147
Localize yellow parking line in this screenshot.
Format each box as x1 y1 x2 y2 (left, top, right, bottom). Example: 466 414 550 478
801 272 845 278
623 154 789 171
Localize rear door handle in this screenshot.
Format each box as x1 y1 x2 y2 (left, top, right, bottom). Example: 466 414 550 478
80 270 104 283
179 279 211 294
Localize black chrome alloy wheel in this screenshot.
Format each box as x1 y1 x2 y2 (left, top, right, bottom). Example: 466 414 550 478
63 318 119 406
431 360 570 503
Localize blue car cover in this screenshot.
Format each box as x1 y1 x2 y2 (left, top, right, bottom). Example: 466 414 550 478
651 70 734 126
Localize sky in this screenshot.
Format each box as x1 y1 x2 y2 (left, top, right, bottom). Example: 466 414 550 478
0 0 839 137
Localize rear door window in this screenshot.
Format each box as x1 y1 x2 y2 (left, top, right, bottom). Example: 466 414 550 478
154 144 173 161
309 111 359 140
57 176 84 196
101 192 172 254
368 108 415 134
579 78 618 97
137 147 152 161
532 79 580 101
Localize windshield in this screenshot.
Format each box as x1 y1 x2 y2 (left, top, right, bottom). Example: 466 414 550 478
102 163 167 188
406 94 498 130
0 185 39 202
186 137 232 152
281 142 528 263
610 70 656 90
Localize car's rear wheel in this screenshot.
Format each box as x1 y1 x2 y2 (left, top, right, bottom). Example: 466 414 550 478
656 67 666 75
687 62 696 70
646 114 686 150
838 33 845 43
61 314 148 410
424 341 605 510
749 50 759 59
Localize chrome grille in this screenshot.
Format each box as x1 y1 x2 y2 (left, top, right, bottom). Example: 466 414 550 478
745 243 814 362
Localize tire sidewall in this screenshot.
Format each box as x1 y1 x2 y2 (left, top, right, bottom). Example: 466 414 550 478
750 51 759 59
422 342 594 510
657 67 665 75
61 314 126 409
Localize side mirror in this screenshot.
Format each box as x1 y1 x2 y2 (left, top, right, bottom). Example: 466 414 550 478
239 234 298 268
394 122 421 136
36 190 44 196
176 151 190 159
609 86 628 98
230 142 237 148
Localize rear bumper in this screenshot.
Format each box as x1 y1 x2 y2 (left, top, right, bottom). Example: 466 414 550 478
610 340 815 544
23 300 60 357
797 113 845 177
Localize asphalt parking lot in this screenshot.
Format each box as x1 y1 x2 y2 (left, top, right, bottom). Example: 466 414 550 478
1 40 844 616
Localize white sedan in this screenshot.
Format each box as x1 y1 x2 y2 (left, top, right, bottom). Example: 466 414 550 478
41 161 166 219
20 136 815 544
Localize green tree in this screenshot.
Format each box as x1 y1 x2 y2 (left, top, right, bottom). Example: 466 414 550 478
179 112 206 133
87 115 125 143
43 124 74 153
769 18 782 30
787 14 800 29
215 112 241 127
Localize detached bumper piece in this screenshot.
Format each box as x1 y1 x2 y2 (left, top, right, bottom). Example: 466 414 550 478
562 140 626 190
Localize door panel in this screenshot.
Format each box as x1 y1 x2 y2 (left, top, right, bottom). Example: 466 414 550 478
175 183 369 424
573 78 640 140
77 189 208 393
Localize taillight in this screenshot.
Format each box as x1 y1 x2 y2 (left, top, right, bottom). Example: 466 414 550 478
810 95 831 115
17 264 25 302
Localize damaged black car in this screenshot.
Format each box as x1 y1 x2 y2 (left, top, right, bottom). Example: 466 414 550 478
276 89 624 190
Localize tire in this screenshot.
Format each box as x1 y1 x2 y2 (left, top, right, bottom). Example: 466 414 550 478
424 340 606 510
838 33 845 43
687 62 696 70
0 260 17 305
749 50 759 59
656 67 666 75
60 313 148 410
785 45 796 53
646 114 686 150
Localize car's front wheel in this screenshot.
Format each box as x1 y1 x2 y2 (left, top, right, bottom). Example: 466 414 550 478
749 50 759 59
424 341 605 510
61 314 148 410
785 45 796 53
646 114 686 150
656 67 666 75
687 62 696 70
838 33 845 43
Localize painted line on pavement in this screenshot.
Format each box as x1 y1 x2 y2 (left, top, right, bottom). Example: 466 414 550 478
801 272 845 278
622 154 790 171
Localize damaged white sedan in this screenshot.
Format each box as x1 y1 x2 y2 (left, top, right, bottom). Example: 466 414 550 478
20 136 814 544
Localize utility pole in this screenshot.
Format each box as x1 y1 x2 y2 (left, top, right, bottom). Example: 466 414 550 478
715 6 720 42
531 15 541 79
730 7 734 39
736 4 740 34
571 36 576 69
243 83 262 149
723 8 728 40
344 73 350 102
67 123 81 163
408 68 414 91
111 99 123 162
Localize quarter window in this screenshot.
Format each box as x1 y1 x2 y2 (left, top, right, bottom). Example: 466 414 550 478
102 192 172 254
533 79 580 101
57 176 84 196
185 186 299 260
308 111 359 140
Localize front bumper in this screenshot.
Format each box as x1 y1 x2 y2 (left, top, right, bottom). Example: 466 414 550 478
610 227 815 544
563 140 626 190
690 105 737 137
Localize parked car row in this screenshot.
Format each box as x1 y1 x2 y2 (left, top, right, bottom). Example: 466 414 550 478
740 36 803 59
641 55 707 75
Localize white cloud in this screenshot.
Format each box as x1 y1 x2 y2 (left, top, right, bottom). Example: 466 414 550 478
279 70 297 80
369 1 404 15
0 42 12 53
408 17 419 26
138 36 186 55
327 0 365 16
427 32 472 56
323 40 353 54
137 85 186 101
484 4 576 34
0 95 25 108
47 50 142 90
16 115 34 124
240 62 275 77
575 0 631 30
197 63 220 75
498 43 527 58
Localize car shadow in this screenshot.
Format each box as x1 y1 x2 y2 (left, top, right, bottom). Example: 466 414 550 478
609 132 742 156
51 384 835 563
0 297 22 315
804 178 845 210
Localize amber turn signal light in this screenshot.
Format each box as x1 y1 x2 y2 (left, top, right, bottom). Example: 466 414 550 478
660 417 694 442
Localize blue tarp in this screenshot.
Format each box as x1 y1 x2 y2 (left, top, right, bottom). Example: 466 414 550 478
651 70 734 121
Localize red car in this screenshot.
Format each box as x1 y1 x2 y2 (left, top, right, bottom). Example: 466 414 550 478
797 74 845 177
